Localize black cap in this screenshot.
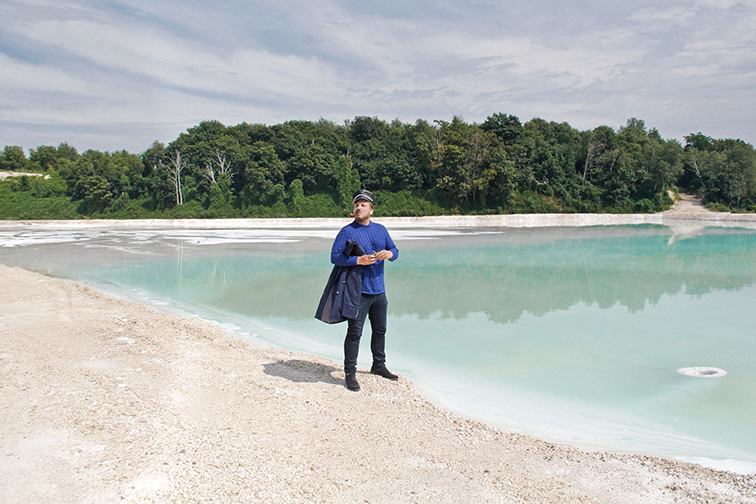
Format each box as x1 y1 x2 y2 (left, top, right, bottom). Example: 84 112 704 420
352 189 374 204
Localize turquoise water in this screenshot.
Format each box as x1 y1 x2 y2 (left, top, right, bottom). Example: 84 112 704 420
1 225 755 471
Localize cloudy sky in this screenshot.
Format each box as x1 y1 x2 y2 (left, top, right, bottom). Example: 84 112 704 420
2 0 755 154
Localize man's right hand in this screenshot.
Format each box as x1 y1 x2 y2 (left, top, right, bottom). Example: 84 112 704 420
356 254 377 266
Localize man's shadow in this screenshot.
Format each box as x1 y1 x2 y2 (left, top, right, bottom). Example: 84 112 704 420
262 359 344 385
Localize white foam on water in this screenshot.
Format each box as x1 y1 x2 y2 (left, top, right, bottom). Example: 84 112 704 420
82 244 155 255
0 226 482 249
174 237 300 245
154 228 338 244
677 367 727 378
0 231 87 247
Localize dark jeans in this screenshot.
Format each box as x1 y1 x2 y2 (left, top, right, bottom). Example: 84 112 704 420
344 292 387 375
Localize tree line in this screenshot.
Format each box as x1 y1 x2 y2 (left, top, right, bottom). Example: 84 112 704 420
1 114 755 220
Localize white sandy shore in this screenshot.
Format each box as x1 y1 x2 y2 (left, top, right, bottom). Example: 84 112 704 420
1 264 754 504
1 192 755 232
2 197 756 503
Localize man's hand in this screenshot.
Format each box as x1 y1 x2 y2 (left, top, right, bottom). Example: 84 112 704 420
374 250 393 261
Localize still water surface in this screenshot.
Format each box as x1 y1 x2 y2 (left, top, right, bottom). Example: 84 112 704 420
1 224 755 472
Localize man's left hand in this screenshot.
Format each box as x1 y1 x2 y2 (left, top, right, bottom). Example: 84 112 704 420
374 250 393 261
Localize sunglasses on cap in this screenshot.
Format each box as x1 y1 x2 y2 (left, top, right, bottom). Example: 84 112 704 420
352 189 374 204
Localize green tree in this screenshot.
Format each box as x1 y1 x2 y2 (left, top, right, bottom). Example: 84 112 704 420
141 141 172 209
644 131 682 194
348 117 424 192
28 146 58 172
432 117 502 205
1 146 29 172
334 154 361 206
57 149 143 213
585 118 681 211
239 144 285 206
26 143 80 174
692 139 756 209
271 119 347 194
508 118 580 206
289 178 305 215
481 113 523 146
485 145 517 207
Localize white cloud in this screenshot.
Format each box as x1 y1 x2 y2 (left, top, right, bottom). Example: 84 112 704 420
627 6 699 26
1 0 756 152
0 53 90 92
695 0 752 8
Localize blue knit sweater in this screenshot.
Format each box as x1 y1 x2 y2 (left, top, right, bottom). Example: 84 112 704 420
330 220 399 294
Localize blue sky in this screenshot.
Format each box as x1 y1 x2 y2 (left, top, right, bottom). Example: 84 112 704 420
2 0 755 154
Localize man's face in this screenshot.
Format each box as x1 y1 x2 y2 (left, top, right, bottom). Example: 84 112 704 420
353 199 373 222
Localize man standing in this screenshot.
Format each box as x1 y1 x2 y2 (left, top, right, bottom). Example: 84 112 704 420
330 189 400 391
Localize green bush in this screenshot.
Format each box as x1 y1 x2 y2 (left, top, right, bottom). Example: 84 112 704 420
375 190 447 217
706 202 729 212
0 176 79 219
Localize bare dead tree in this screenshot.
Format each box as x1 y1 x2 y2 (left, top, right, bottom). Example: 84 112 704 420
688 152 706 189
204 150 234 185
166 151 185 205
583 140 604 181
604 149 620 174
214 150 234 181
204 161 216 184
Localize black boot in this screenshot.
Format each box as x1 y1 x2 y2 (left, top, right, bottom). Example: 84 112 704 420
345 373 360 391
370 365 398 380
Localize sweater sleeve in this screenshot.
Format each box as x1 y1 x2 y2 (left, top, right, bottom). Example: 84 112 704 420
331 228 358 267
385 232 399 261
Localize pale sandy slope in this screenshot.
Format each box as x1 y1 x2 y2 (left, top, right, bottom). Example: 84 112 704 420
1 264 754 504
661 192 716 218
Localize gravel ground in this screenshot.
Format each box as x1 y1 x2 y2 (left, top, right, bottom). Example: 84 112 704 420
1 261 754 504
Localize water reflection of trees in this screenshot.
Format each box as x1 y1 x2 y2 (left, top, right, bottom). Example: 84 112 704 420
391 262 756 324
389 230 756 324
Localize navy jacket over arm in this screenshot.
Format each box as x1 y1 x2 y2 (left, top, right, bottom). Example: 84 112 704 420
315 240 365 324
